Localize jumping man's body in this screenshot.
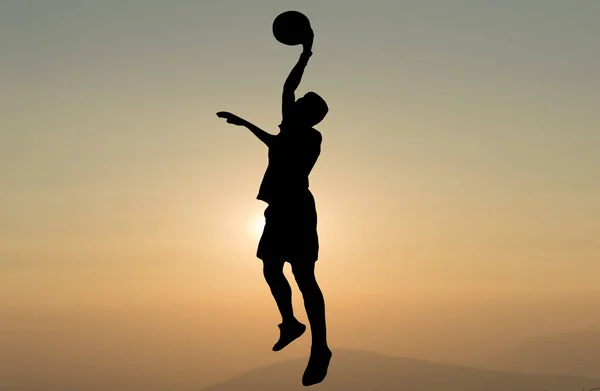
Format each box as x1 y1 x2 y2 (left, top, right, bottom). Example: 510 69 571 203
217 29 331 387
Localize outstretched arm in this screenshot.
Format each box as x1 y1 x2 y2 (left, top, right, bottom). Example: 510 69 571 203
216 111 275 147
244 120 275 147
282 31 314 118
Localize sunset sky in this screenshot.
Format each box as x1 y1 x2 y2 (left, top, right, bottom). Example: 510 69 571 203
1 1 599 390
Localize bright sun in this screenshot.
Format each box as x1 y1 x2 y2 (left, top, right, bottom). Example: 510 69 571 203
247 213 265 240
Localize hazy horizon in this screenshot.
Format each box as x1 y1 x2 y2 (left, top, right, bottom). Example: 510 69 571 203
2 1 599 390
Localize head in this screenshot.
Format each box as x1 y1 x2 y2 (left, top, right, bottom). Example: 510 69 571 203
294 92 328 127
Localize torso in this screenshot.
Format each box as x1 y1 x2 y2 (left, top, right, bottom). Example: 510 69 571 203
257 127 321 204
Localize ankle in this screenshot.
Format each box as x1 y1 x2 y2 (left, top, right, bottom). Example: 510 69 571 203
311 342 330 352
281 317 299 325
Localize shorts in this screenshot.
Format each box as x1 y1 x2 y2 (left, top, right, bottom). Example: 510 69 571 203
257 191 319 263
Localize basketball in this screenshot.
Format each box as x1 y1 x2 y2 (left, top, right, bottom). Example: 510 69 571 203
272 11 312 46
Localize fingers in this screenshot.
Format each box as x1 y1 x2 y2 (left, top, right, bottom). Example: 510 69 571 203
303 34 314 52
217 111 243 126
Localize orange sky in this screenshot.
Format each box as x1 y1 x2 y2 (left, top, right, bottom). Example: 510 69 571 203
1 1 599 390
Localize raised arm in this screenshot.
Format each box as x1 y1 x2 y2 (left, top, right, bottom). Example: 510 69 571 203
282 31 314 118
216 111 275 147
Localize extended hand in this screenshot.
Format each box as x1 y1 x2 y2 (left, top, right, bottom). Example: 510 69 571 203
216 111 246 126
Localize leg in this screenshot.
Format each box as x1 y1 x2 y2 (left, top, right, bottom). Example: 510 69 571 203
262 258 306 351
292 260 332 386
291 261 328 348
262 258 295 323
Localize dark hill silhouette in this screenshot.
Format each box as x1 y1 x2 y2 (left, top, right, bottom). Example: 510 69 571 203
486 330 600 379
201 348 599 391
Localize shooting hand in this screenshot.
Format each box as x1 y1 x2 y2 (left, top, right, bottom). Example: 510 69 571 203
303 28 314 52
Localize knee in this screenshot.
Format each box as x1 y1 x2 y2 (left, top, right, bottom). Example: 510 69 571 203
291 263 317 289
263 261 284 280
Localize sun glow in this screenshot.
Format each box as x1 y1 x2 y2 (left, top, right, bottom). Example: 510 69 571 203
247 213 265 241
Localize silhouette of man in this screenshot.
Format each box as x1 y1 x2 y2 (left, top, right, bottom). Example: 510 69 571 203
217 29 331 386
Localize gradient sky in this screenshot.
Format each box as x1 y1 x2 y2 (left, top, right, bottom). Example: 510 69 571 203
1 1 599 390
